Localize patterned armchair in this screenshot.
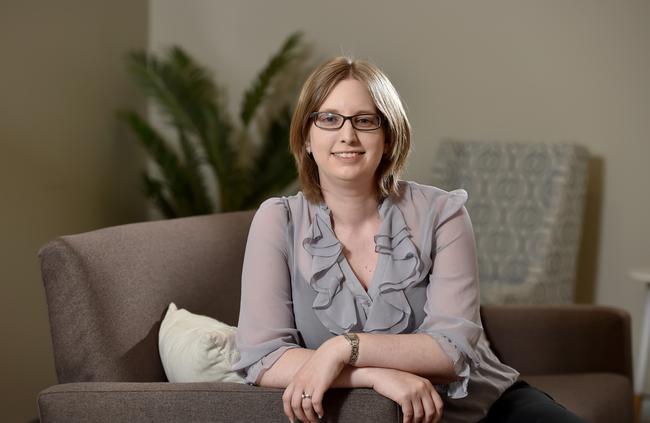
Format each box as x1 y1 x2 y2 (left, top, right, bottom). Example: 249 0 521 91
431 140 589 304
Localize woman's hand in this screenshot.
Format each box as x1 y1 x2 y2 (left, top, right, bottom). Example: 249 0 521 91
370 368 444 423
282 336 348 423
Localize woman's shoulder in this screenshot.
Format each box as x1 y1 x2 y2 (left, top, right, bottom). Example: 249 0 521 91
254 191 310 223
395 180 468 209
393 180 470 235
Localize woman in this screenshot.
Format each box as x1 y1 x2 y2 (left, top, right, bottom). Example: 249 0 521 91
233 57 584 423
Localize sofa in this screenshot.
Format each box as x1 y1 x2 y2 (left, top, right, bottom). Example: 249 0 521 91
38 210 634 422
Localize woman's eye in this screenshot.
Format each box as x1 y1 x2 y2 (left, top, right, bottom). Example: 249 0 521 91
318 113 340 124
354 115 377 127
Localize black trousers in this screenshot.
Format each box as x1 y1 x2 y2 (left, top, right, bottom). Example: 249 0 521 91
483 381 586 423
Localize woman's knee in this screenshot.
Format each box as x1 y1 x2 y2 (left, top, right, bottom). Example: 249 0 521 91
485 382 586 423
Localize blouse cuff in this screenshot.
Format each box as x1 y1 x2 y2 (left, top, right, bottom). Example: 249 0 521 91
426 332 479 399
240 345 299 385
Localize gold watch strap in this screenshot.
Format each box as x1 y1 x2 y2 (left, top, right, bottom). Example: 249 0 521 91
342 332 359 366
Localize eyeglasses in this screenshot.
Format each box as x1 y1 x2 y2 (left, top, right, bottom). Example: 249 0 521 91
310 112 382 131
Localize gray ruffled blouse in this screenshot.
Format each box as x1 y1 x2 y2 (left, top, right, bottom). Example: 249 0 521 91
233 181 519 422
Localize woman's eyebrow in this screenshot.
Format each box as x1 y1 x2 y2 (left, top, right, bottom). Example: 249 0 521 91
318 108 377 114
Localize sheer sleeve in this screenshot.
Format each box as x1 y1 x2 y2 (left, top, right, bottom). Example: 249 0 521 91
232 198 300 384
415 193 483 399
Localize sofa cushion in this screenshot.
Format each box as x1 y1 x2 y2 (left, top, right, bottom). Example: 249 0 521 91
523 373 633 423
159 303 244 383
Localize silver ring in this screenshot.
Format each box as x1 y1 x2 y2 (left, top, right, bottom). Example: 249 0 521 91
301 393 312 400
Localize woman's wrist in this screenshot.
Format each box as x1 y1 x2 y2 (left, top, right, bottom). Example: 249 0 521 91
357 367 397 389
342 332 360 365
321 334 352 366
356 366 376 388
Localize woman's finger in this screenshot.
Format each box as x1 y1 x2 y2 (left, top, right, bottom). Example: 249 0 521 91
401 399 414 423
301 393 320 423
291 389 309 423
411 397 425 423
282 386 296 423
420 391 436 423
431 391 444 423
310 388 325 420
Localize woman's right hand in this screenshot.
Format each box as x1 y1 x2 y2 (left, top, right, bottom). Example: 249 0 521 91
369 368 444 423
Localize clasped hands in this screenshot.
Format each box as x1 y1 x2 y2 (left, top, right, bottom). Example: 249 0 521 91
282 335 444 423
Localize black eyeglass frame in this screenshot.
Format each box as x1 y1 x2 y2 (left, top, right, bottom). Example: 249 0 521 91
310 112 382 131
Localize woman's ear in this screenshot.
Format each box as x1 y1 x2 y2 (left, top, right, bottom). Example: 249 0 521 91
305 142 311 154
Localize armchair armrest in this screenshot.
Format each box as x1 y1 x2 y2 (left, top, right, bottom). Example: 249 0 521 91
481 304 632 379
38 382 400 423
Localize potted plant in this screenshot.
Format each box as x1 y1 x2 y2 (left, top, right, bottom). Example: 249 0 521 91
120 32 305 217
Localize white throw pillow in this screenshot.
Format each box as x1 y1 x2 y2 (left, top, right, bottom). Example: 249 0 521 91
158 302 245 383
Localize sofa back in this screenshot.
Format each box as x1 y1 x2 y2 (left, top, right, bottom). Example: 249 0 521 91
40 211 254 383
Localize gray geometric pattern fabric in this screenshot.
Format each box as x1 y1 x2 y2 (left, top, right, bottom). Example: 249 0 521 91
431 140 589 305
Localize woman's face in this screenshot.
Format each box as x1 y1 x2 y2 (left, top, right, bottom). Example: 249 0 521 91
307 78 385 193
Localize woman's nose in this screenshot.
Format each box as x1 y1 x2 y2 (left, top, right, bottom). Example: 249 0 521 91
339 119 358 143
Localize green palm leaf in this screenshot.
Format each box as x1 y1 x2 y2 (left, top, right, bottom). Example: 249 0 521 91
240 31 303 127
142 174 176 219
119 110 193 213
177 127 213 214
242 106 297 207
126 48 215 133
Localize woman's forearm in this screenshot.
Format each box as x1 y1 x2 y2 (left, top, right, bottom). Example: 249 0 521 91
258 332 458 388
349 333 458 382
257 347 375 388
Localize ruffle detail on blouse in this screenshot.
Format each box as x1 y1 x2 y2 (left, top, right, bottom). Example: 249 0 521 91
302 204 358 333
303 197 431 335
364 199 429 333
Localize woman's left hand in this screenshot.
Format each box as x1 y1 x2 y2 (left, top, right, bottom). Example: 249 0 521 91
282 336 348 423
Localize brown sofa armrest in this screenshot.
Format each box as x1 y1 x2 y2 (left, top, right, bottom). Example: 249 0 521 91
481 304 632 379
38 382 400 423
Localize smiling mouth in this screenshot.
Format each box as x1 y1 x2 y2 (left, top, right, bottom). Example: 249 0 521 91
332 152 365 158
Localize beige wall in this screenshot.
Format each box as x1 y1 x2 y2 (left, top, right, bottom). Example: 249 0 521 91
0 2 148 421
151 0 650 385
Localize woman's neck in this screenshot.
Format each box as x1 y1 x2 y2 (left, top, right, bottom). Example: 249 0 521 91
321 184 380 230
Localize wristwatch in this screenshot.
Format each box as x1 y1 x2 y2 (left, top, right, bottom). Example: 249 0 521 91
342 332 359 366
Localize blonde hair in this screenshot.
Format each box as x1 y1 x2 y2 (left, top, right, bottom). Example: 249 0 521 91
289 57 411 203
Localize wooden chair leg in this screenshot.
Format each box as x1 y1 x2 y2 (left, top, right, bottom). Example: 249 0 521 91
635 394 643 423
